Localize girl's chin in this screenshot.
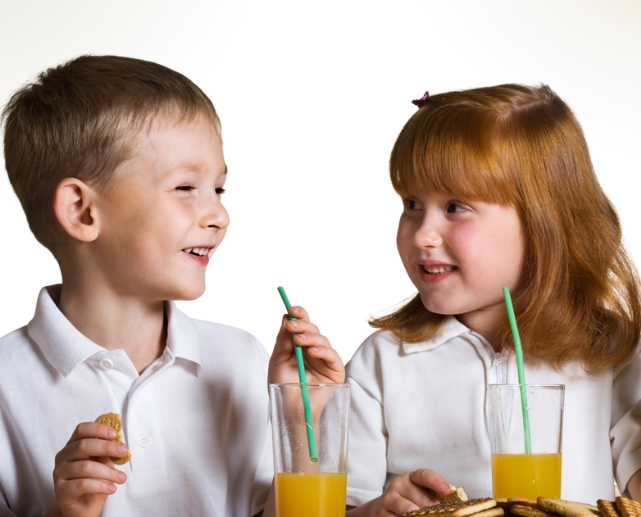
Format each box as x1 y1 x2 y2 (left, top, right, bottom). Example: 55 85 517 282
419 296 458 316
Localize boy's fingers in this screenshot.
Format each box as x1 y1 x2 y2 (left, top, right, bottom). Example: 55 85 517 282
285 319 319 337
67 422 118 444
57 477 118 498
286 305 310 321
58 438 129 462
57 459 126 485
306 347 342 370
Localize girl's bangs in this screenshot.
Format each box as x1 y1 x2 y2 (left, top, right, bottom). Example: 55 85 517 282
390 109 517 205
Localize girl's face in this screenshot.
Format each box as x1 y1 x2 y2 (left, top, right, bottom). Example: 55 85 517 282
397 190 525 340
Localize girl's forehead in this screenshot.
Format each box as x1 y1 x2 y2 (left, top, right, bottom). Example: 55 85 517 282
393 166 514 205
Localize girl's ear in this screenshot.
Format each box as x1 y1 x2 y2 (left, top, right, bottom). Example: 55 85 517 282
53 178 100 242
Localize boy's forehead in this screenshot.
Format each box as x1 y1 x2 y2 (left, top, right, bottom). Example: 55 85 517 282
109 111 225 180
145 108 221 138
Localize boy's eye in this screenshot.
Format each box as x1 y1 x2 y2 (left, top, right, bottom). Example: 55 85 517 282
216 187 226 195
176 185 194 191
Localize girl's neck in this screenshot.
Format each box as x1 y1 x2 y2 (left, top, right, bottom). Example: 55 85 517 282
455 309 504 352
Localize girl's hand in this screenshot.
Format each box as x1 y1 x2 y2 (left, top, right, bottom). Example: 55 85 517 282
269 305 344 385
347 469 450 517
48 422 128 517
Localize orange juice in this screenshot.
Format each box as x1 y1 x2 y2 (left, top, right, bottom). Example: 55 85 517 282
275 472 347 517
492 453 561 499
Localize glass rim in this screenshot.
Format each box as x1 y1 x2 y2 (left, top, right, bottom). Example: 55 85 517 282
486 383 565 390
269 382 351 388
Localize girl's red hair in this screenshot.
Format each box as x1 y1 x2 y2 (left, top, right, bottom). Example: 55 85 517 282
371 84 640 371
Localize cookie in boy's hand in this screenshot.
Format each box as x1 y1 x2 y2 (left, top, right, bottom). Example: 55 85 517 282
95 412 131 465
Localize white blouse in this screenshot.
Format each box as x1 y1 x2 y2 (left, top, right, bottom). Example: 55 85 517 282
346 316 641 506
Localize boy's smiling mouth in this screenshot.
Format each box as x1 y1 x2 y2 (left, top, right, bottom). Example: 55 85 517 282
183 247 215 258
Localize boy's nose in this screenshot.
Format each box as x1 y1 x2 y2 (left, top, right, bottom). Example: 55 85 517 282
201 198 230 231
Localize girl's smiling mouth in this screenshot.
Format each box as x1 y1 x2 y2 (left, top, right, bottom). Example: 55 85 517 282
422 265 456 275
418 262 458 283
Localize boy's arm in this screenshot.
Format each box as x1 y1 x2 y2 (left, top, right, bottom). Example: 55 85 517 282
47 422 129 517
269 305 344 385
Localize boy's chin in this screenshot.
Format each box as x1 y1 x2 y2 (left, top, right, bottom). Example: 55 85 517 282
171 283 206 302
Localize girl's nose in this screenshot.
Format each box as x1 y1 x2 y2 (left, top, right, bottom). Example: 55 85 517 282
413 219 443 248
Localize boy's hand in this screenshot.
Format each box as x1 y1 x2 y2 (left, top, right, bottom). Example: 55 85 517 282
51 422 128 517
346 469 450 517
269 306 344 385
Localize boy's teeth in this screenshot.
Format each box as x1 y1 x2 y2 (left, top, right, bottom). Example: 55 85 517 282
185 247 208 256
424 265 453 274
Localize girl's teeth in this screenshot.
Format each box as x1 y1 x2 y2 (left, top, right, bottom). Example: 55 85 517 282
424 265 453 274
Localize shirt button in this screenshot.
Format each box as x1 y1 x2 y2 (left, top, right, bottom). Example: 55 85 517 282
132 393 142 404
138 433 152 448
99 358 113 370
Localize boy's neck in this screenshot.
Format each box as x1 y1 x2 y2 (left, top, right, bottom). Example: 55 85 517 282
56 281 167 374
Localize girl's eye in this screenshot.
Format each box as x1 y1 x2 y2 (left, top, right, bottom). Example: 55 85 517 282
403 199 422 211
216 187 226 195
176 185 194 191
446 202 466 213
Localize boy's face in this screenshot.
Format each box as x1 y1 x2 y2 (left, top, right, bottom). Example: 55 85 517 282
92 113 229 302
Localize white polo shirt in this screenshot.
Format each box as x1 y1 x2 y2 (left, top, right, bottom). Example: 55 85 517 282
0 286 273 517
346 317 641 505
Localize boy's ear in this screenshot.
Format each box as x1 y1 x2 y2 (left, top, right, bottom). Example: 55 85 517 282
53 178 100 242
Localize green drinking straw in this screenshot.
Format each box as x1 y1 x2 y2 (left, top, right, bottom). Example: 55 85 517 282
277 286 318 463
502 287 532 454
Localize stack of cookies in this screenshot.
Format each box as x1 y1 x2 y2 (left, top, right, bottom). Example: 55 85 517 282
400 489 641 517
498 496 641 517
597 498 641 517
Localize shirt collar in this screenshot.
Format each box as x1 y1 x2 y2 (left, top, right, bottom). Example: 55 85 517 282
401 316 470 354
28 285 203 377
165 300 202 370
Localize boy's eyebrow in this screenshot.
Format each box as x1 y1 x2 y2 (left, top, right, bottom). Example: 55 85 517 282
171 163 228 176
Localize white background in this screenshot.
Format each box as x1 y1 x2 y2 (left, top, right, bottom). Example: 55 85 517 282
1 0 640 363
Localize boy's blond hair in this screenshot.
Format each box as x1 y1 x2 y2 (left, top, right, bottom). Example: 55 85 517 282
2 55 220 251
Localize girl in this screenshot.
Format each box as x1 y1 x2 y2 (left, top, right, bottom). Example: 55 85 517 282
345 84 641 515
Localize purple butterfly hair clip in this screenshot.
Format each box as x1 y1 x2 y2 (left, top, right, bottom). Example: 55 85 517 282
412 91 429 108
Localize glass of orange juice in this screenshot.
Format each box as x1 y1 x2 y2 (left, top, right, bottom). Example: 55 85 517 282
487 384 564 499
270 383 350 517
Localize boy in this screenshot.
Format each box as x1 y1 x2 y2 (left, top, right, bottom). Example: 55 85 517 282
0 55 343 517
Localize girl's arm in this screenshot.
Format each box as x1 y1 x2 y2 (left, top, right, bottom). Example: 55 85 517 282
627 469 641 501
346 469 450 517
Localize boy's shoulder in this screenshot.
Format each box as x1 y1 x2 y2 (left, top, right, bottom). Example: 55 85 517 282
0 325 32 358
168 304 269 367
189 317 267 354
